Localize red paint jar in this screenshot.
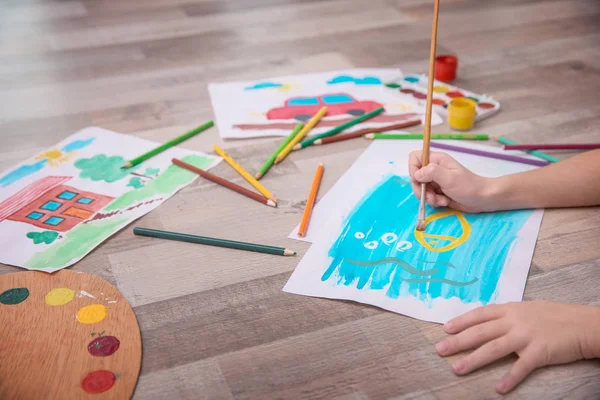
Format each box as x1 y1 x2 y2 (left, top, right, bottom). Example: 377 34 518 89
435 55 458 82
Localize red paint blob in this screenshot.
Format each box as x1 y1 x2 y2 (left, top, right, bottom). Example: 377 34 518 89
478 102 495 109
432 98 446 105
446 91 464 98
413 92 427 100
88 336 120 357
81 370 116 394
400 89 415 94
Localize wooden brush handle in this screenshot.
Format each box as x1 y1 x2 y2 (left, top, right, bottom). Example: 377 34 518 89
421 0 440 167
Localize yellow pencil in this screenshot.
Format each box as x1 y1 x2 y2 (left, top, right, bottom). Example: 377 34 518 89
213 145 276 201
274 106 327 164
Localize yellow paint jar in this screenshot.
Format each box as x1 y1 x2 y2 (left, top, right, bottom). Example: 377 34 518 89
448 97 477 131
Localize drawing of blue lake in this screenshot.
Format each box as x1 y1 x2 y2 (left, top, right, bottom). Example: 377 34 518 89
321 174 534 306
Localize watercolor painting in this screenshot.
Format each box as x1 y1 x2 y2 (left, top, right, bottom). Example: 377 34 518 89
284 141 543 323
0 127 221 272
209 68 443 139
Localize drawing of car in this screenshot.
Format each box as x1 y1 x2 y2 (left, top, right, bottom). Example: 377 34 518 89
266 93 383 121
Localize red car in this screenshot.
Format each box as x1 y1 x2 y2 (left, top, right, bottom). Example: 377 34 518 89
266 93 383 121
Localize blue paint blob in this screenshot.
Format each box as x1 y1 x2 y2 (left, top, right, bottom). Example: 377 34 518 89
0 160 47 188
62 138 95 153
322 175 533 306
404 76 420 83
244 82 283 90
327 75 382 85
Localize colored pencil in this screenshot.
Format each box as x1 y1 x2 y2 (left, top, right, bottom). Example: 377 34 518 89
275 106 327 164
172 158 276 207
366 133 488 140
313 119 421 145
298 163 325 238
430 142 550 167
213 145 276 201
122 121 213 168
494 136 559 163
133 227 296 256
416 0 440 232
256 123 304 179
294 107 385 150
503 144 600 150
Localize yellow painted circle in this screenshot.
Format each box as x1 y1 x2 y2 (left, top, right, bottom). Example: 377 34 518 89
433 85 450 93
414 210 471 252
76 304 108 324
45 288 75 306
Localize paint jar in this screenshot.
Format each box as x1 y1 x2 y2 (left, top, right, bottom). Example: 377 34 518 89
448 98 477 131
435 55 458 82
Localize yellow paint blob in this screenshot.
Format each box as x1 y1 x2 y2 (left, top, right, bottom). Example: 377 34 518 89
45 288 75 306
433 85 450 93
414 210 472 252
76 304 108 324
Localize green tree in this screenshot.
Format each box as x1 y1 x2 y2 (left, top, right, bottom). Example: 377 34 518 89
74 154 134 183
127 177 144 189
26 231 59 245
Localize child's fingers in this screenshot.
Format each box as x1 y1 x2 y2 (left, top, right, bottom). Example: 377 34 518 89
452 335 514 375
409 151 423 178
436 320 507 356
444 304 505 334
496 347 539 394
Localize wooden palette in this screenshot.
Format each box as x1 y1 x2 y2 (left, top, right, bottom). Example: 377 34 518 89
0 270 142 400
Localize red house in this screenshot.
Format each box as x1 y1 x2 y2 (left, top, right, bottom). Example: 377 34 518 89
0 176 114 232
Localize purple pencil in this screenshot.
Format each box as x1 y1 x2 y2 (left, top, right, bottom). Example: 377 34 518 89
430 142 550 167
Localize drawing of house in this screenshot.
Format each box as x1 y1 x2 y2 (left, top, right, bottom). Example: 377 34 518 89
0 176 114 232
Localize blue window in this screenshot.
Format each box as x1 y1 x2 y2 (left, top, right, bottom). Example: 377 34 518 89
77 197 94 205
27 211 44 220
40 200 62 211
288 97 319 106
321 94 354 104
57 191 77 200
44 216 64 226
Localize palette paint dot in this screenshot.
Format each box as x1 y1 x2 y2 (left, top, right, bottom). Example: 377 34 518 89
478 102 495 109
81 370 116 394
404 76 420 83
433 85 450 93
467 96 479 103
413 92 427 100
45 288 75 306
446 91 464 98
0 288 29 305
432 99 446 105
400 88 415 94
88 336 121 357
385 83 401 89
77 304 108 324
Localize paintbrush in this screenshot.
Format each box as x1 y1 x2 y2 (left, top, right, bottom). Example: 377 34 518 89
416 0 441 232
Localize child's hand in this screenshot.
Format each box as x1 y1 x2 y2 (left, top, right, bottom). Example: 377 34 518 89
435 301 600 394
409 151 492 213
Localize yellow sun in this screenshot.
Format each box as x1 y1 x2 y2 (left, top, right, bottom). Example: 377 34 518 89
35 148 76 167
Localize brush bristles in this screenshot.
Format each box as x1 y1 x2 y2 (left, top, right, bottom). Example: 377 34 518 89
416 219 427 231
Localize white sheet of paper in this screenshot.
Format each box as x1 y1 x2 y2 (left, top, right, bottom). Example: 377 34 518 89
0 127 221 272
283 141 544 323
208 69 442 139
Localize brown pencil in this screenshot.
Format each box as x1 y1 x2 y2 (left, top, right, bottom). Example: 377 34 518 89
298 163 325 237
313 119 422 146
172 158 277 207
416 0 440 232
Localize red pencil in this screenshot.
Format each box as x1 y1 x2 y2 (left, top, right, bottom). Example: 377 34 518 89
172 158 276 207
313 119 422 146
503 144 600 150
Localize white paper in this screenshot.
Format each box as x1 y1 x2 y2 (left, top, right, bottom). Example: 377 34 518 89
209 69 442 139
0 127 221 272
283 141 544 323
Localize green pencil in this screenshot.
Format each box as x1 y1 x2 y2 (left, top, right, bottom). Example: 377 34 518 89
295 107 385 150
365 133 489 140
256 123 304 179
122 121 214 168
494 136 559 163
133 227 296 256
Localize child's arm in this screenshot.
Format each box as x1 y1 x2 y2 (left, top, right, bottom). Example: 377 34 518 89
409 149 600 212
436 301 600 394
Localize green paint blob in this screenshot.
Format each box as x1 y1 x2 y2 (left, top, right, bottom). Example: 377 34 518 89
0 288 29 305
75 154 136 183
385 83 401 89
104 154 217 211
26 231 59 245
144 167 160 176
127 177 144 189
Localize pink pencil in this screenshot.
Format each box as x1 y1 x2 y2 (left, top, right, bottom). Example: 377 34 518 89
503 144 600 151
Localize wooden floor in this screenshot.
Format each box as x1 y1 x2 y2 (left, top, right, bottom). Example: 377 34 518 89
2 0 600 398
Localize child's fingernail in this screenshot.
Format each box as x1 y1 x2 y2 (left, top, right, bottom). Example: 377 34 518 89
496 375 509 393
435 341 447 354
444 321 453 331
453 360 466 374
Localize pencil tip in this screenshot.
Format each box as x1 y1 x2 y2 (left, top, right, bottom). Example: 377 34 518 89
267 199 277 207
284 249 296 256
292 144 301 151
314 139 322 145
255 172 262 179
365 133 375 140
121 162 132 169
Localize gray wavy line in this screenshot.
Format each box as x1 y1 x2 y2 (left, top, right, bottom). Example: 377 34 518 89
417 259 457 269
404 277 479 287
345 258 438 276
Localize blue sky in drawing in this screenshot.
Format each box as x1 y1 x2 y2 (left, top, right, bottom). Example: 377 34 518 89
244 82 284 90
327 75 382 85
322 175 533 306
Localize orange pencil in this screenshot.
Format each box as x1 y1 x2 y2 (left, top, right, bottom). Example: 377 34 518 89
298 163 324 238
